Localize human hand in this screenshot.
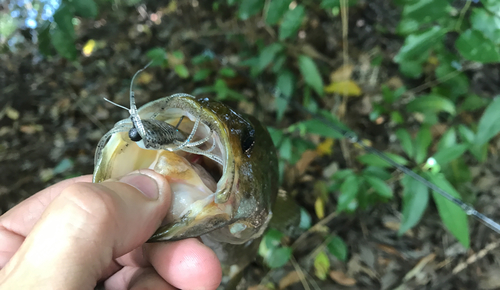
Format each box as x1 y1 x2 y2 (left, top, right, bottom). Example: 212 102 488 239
0 170 222 290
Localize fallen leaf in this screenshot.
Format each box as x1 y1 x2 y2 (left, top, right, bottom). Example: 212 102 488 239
20 124 43 134
314 251 330 280
83 39 96 56
6 106 19 120
376 244 403 258
402 253 436 282
247 282 274 290
329 270 356 286
427 55 439 65
324 80 362 96
316 138 334 156
279 271 303 289
330 65 354 82
137 72 154 84
295 150 318 176
314 197 325 219
386 76 403 89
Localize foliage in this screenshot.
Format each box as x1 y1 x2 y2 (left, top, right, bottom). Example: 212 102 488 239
9 0 500 274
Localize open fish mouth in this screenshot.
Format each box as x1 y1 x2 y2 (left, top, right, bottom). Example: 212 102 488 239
94 101 237 241
93 94 278 244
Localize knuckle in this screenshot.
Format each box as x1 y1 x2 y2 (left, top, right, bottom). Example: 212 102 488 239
58 183 118 228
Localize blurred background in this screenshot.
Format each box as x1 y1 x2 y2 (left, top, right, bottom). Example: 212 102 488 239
1 0 500 289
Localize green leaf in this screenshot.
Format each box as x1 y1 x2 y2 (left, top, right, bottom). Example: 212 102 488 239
263 228 284 249
320 0 358 9
293 119 344 138
406 94 456 115
276 69 295 121
437 128 456 150
0 12 17 42
332 169 354 180
279 136 292 161
314 251 330 280
53 4 75 39
266 0 292 25
435 64 469 97
238 0 265 20
362 166 392 180
279 5 305 40
395 128 414 158
298 55 324 96
357 153 408 168
37 23 53 56
146 47 167 66
470 8 500 45
425 173 470 248
457 124 475 143
327 236 348 261
51 25 77 60
398 59 423 78
267 246 292 268
456 29 500 63
475 97 500 146
258 43 284 73
219 67 236 77
337 175 359 212
277 69 294 98
71 0 98 18
483 0 500 17
414 126 431 164
402 0 448 24
460 94 488 112
193 68 211 82
272 54 287 73
364 175 393 198
174 64 189 78
394 26 445 63
399 174 429 235
433 144 468 165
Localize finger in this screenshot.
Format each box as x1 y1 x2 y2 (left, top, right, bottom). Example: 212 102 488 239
0 175 92 268
0 170 171 289
144 238 222 290
105 266 175 290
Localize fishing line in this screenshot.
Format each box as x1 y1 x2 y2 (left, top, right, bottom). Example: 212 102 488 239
175 49 500 235
286 100 500 234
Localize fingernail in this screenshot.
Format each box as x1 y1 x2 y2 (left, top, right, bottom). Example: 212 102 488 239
120 173 159 200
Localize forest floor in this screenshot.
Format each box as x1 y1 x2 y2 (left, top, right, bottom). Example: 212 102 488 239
2 1 500 289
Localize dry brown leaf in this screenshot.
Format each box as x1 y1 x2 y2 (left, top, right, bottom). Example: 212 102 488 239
247 283 274 290
20 124 43 134
386 76 404 89
137 72 154 84
295 150 318 176
278 270 302 289
330 270 356 286
330 65 354 82
376 244 403 258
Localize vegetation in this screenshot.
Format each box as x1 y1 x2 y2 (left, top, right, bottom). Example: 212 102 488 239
2 0 500 287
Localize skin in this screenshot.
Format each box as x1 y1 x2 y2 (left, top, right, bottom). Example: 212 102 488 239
0 170 222 290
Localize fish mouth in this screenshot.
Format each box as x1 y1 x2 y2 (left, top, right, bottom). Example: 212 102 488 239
93 108 237 242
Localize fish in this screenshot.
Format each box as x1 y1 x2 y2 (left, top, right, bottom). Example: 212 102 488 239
93 77 279 274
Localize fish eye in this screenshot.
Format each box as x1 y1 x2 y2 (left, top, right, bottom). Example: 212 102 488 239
129 127 142 142
241 126 255 153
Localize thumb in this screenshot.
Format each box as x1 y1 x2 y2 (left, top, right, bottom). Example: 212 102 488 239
0 169 171 290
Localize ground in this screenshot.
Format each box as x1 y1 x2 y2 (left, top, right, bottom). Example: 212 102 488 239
1 1 500 289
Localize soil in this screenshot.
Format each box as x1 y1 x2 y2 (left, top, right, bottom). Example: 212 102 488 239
2 1 500 289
